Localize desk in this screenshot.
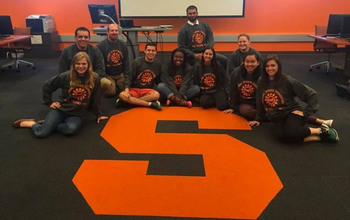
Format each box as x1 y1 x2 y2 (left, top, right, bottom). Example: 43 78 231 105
308 35 350 76
92 26 172 61
0 35 32 70
0 35 32 47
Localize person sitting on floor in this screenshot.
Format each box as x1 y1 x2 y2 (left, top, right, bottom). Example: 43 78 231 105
157 48 200 107
193 46 230 111
12 52 108 138
117 42 162 110
223 52 262 120
97 24 129 98
249 55 338 143
228 33 263 76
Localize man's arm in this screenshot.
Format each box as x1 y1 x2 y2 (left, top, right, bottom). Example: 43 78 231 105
204 22 215 48
58 49 69 74
122 42 130 75
177 25 196 59
92 46 106 77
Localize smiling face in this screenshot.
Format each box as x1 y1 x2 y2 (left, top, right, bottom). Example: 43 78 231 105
144 45 157 62
74 57 89 76
203 48 214 65
75 30 90 50
173 51 184 67
107 24 119 42
265 59 279 80
244 54 259 74
238 35 250 53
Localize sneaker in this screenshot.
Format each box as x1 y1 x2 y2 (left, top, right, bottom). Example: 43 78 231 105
322 119 333 128
187 101 192 108
320 126 339 143
173 96 191 107
150 101 162 111
115 99 121 108
166 99 171 106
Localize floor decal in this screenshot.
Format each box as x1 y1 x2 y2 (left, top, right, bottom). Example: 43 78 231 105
73 107 283 219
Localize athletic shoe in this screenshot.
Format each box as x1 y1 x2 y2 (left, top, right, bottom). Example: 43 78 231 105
150 101 162 111
322 119 333 128
320 126 339 143
115 99 121 108
166 99 171 106
187 101 192 108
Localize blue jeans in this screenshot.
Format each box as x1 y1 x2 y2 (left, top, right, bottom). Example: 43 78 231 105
31 109 82 138
157 83 200 100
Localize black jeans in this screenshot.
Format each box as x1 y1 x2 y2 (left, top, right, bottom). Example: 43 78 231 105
272 113 311 143
199 90 228 111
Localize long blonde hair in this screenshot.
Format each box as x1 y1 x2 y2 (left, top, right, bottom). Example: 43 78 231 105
69 52 97 89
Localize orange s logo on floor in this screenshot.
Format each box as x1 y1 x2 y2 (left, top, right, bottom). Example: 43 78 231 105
73 107 283 219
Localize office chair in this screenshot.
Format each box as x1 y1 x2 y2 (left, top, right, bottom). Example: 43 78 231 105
309 25 344 74
1 27 36 72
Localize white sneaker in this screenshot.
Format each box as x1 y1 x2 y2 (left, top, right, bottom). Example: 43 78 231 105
322 119 333 128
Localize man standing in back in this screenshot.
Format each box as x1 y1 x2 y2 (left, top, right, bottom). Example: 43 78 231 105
58 27 105 78
97 24 129 97
177 5 227 69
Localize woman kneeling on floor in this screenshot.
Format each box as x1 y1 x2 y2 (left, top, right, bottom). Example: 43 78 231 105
12 52 108 138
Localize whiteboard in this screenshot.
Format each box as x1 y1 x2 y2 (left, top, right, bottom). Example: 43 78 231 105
119 0 245 18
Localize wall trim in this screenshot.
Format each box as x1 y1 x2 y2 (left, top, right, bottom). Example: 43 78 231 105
59 34 313 43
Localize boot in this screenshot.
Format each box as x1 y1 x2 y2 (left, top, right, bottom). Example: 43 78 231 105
173 96 192 108
166 95 177 106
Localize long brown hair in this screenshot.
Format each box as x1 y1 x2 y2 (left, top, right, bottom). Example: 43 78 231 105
261 55 286 88
69 52 97 89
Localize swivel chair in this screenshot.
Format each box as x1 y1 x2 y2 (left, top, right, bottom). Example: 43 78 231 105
0 27 36 72
309 25 344 74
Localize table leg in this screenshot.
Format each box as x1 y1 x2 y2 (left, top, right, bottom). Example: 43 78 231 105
343 45 350 77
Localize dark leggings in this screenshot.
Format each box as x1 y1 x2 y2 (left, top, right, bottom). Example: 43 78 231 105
272 113 311 143
238 103 257 121
199 90 228 111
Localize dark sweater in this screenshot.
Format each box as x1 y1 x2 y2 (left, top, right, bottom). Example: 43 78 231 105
161 63 193 98
256 74 318 122
124 57 162 89
96 39 129 76
229 65 261 111
58 44 105 77
193 61 229 95
177 21 214 59
42 71 102 118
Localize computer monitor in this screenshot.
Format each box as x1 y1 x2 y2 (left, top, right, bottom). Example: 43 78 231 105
88 4 118 24
340 15 350 38
326 14 344 36
0 15 14 35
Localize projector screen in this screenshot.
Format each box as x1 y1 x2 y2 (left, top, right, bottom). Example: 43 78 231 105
119 0 245 18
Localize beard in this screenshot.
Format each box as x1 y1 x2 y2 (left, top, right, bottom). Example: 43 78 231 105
188 16 197 23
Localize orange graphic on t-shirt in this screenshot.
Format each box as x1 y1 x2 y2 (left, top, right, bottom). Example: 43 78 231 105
200 73 216 90
264 93 279 107
107 49 123 66
192 30 205 44
66 85 91 105
137 69 156 86
241 83 255 97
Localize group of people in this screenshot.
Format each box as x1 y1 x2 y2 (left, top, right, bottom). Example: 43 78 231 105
12 5 340 144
